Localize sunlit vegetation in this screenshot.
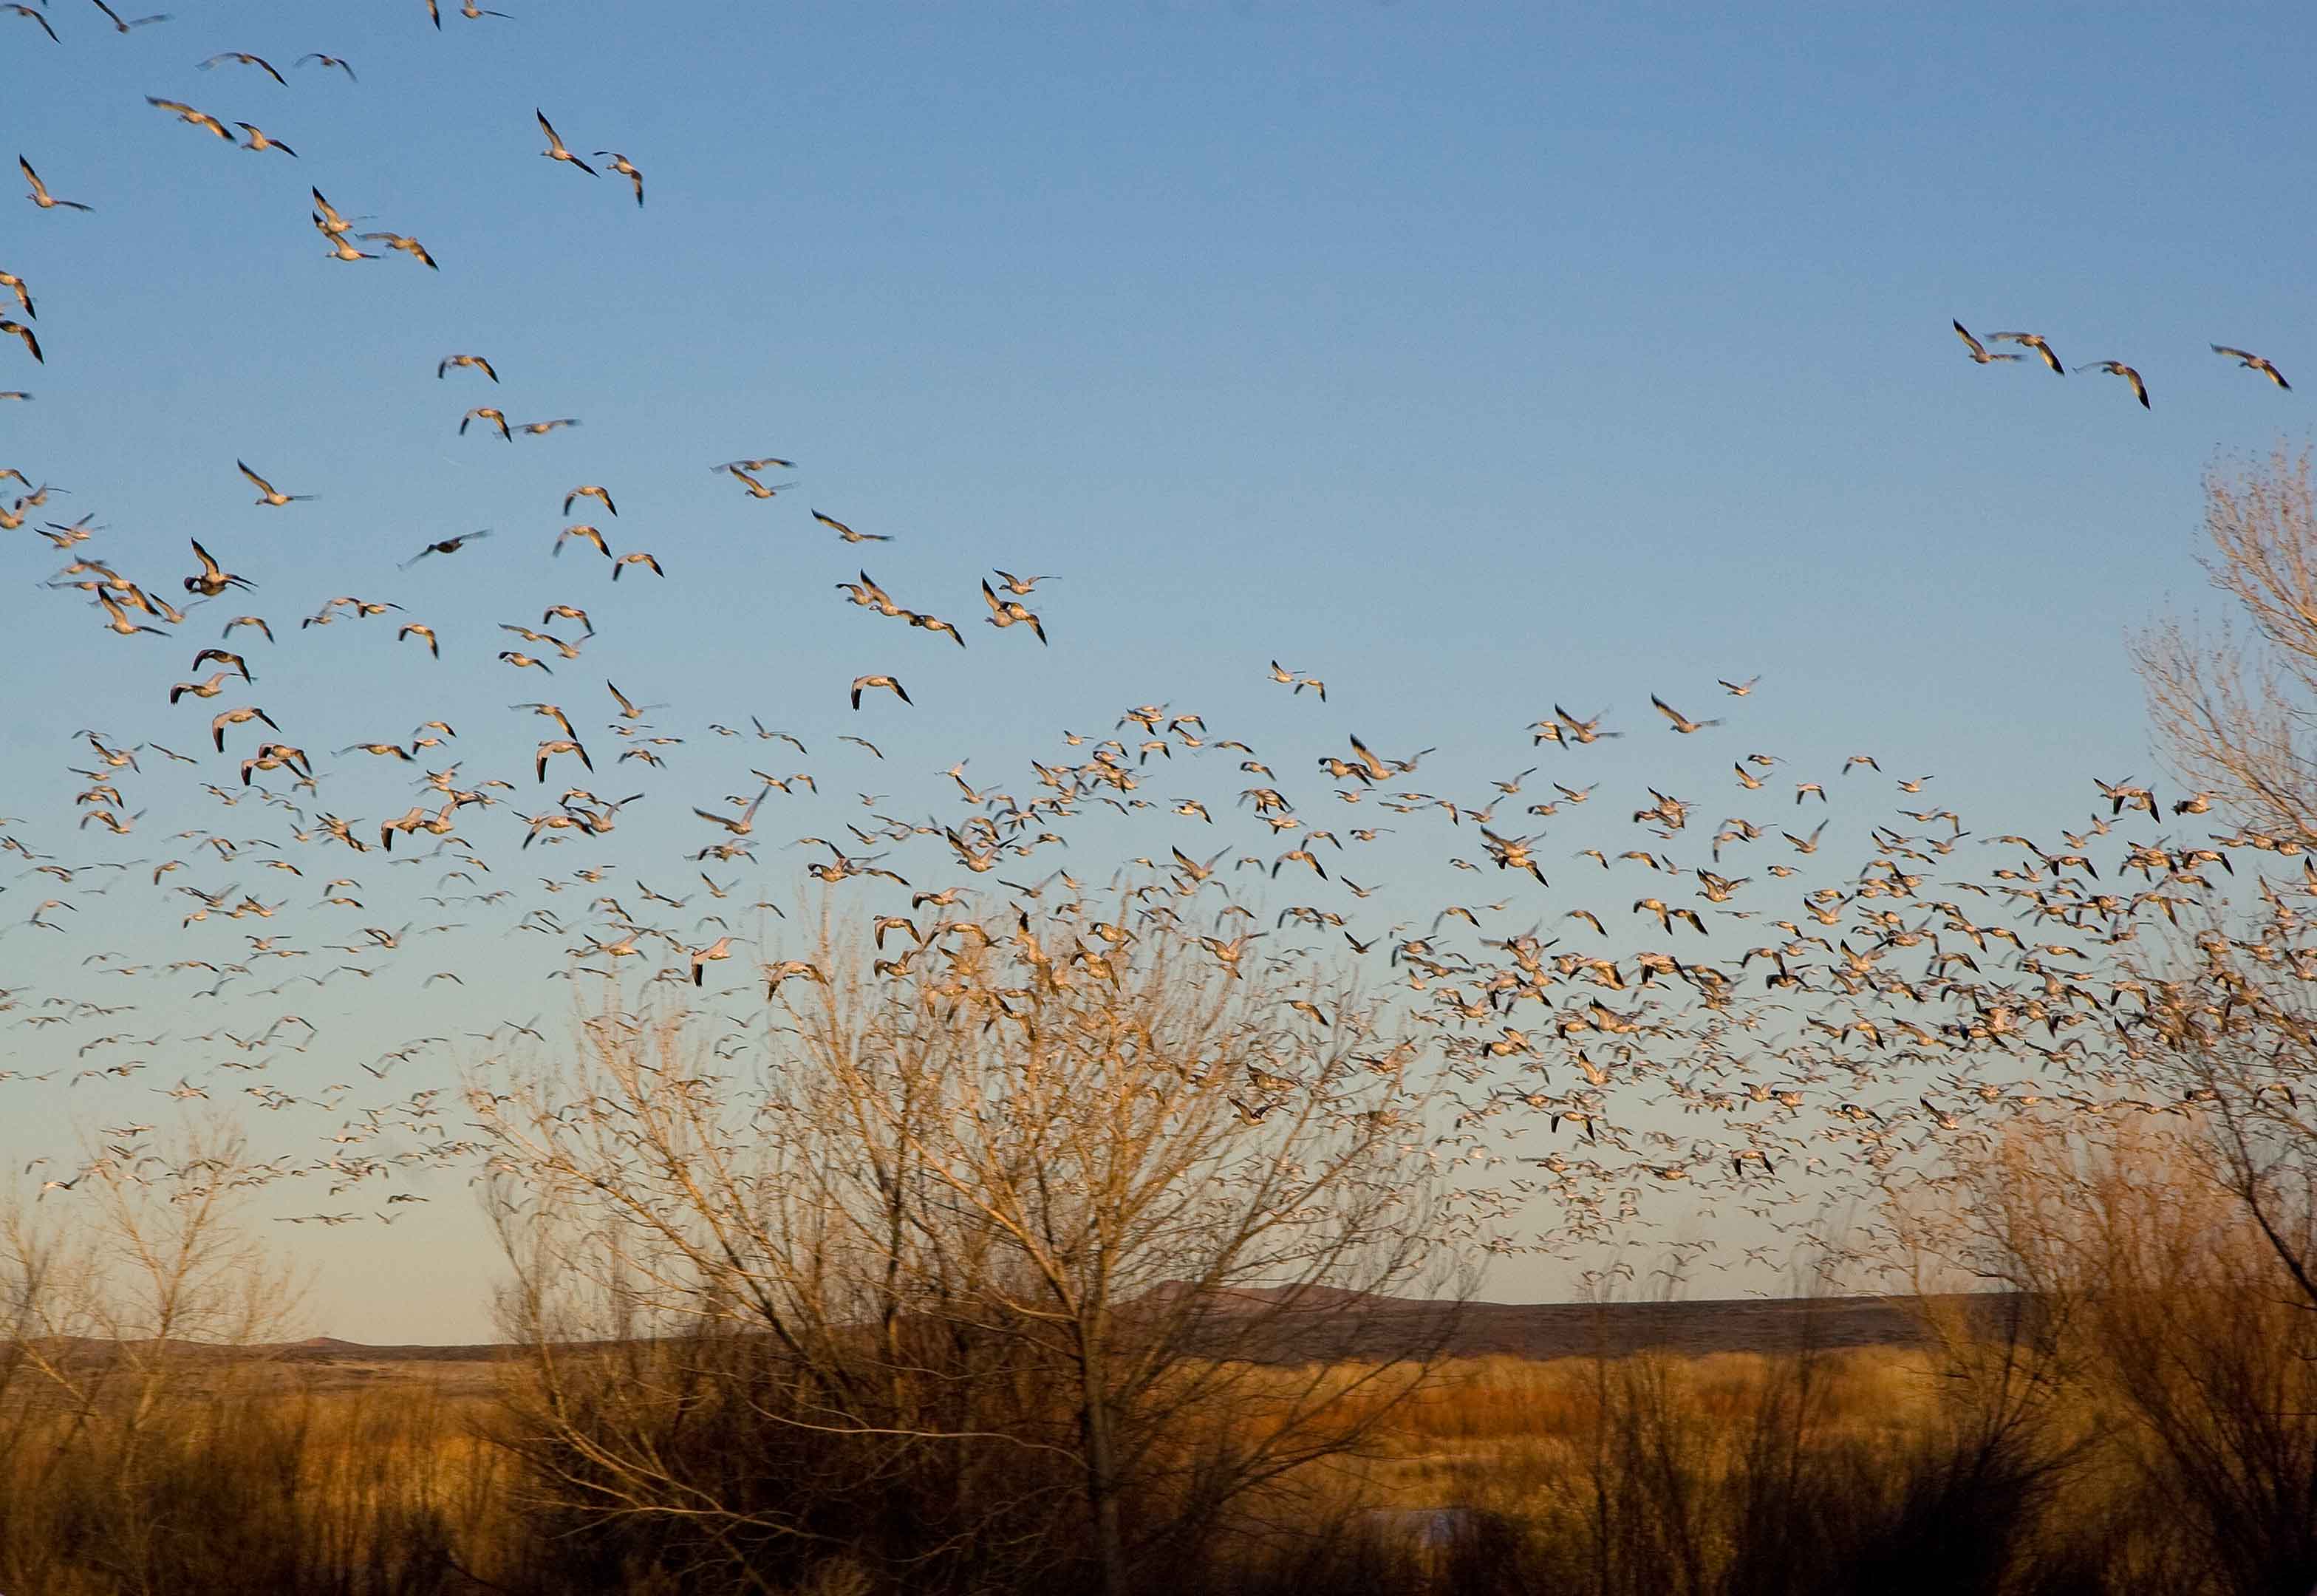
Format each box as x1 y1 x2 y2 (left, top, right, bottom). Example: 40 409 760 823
4 1077 2314 1595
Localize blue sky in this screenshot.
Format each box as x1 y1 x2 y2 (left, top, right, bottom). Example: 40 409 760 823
1 1 2310 1340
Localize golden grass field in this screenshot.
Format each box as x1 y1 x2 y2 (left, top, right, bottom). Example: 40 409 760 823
6 1300 2312 1596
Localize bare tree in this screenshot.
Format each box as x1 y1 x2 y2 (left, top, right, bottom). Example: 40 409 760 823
3 1119 305 1428
2115 448 2317 1320
1891 1116 2317 1595
2105 925 2317 1314
2134 446 2317 848
477 911 1465 1595
0 1121 307 1591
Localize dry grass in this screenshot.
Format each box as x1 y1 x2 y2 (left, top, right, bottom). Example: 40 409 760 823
0 1371 509 1596
7 1131 2317 1595
0 1320 2311 1596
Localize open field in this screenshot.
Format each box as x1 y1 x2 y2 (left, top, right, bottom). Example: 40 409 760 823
4 1278 2315 1596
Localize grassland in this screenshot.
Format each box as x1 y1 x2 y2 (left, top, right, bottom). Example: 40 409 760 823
4 1283 2313 1596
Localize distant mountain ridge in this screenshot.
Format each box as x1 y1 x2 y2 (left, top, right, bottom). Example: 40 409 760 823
12 1292 1991 1368
259 1290 1973 1365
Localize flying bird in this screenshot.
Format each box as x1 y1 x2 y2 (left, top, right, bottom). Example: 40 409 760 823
605 681 659 720
1987 330 2064 374
90 0 170 33
362 232 436 267
21 157 92 211
0 319 39 364
534 739 590 783
200 51 287 85
237 461 313 506
309 187 355 236
2075 360 2149 409
1951 320 2023 365
2212 346 2290 391
183 539 253 596
401 530 492 568
812 509 890 542
595 151 644 206
236 125 298 158
725 466 793 499
1651 695 1721 734
6 6 58 42
980 580 1048 644
461 407 512 441
439 354 498 382
535 112 598 177
146 98 233 140
908 610 966 648
689 936 734 986
692 790 766 836
850 675 910 710
296 53 357 81
211 704 280 751
554 524 611 559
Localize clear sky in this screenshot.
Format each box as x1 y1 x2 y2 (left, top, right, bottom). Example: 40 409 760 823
1 1 2310 1340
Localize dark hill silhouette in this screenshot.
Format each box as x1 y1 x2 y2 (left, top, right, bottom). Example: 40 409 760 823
1144 1284 1971 1363
205 1290 1989 1368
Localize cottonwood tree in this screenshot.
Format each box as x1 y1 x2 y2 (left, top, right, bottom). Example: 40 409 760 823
2135 446 2317 848
2101 924 2317 1312
1 1120 303 1432
1889 1119 2317 1594
477 910 1467 1595
0 1122 306 1586
2116 446 2317 1303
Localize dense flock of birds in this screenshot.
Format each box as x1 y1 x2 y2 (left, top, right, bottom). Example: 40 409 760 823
1 1 2311 1295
